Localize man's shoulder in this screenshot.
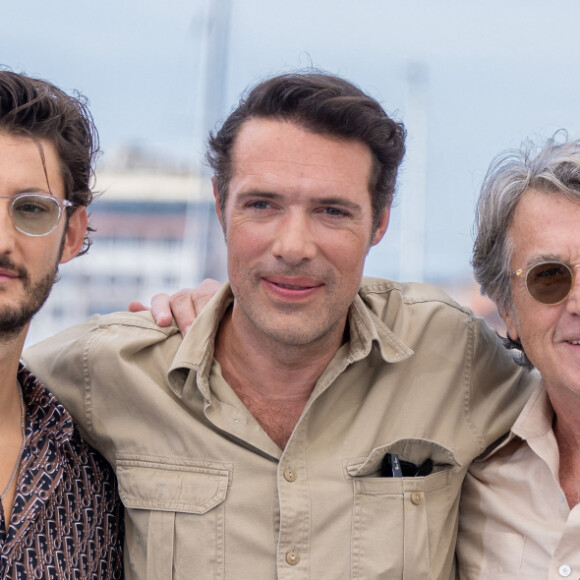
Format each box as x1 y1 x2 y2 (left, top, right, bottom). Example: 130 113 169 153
83 310 180 334
31 310 180 351
359 276 471 319
24 311 183 383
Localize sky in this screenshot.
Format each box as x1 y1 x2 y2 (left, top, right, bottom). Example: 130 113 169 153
3 0 580 286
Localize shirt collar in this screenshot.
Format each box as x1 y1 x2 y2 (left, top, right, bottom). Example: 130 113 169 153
481 378 550 457
347 292 414 364
510 381 553 441
167 282 414 399
18 363 75 446
167 283 233 399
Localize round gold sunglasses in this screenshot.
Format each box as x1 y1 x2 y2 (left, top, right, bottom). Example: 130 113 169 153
511 261 580 305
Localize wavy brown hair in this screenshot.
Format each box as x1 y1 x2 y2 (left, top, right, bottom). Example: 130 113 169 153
207 71 406 234
0 69 99 255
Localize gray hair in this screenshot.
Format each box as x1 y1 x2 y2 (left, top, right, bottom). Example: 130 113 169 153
473 132 580 314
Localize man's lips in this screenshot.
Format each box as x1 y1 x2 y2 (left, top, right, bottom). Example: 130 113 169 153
262 277 324 299
557 333 580 345
264 276 323 290
0 268 20 280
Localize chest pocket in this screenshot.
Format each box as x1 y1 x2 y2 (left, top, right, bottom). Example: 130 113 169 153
345 439 462 580
116 453 232 580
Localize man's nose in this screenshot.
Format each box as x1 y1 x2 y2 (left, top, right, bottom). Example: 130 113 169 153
271 211 317 265
565 264 580 315
0 203 16 254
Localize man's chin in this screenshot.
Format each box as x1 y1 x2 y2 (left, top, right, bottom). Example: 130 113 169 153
0 270 56 339
0 306 35 337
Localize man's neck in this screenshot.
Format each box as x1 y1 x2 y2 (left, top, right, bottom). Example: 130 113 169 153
213 306 347 448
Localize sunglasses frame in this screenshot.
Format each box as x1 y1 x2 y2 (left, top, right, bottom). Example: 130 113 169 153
0 193 73 237
510 260 579 306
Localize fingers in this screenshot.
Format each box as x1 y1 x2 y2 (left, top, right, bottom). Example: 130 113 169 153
168 290 199 336
149 294 174 327
131 279 222 335
169 279 221 335
187 279 222 313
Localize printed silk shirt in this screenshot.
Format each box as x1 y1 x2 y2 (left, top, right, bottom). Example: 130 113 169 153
0 365 124 579
24 278 536 580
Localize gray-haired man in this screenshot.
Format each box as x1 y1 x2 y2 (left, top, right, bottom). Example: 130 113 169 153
457 135 580 578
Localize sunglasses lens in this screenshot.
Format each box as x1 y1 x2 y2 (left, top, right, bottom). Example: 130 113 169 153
527 262 573 304
11 195 61 236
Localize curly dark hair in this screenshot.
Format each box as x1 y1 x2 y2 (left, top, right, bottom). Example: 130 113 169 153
207 71 406 233
0 69 99 255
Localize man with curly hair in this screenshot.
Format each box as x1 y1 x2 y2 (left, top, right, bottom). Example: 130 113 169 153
0 69 123 578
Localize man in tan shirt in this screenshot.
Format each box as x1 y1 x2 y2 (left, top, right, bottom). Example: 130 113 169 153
25 72 534 579
457 135 580 578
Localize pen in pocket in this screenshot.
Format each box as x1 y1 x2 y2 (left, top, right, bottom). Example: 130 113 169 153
380 453 433 478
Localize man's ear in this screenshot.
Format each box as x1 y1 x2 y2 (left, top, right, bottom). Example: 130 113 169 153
370 207 390 247
499 305 519 342
59 206 88 264
212 176 224 229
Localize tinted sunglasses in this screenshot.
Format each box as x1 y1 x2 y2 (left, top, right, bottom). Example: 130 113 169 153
511 261 580 305
1 193 73 237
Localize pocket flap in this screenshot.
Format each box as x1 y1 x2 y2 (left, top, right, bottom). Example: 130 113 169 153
116 454 232 514
345 438 460 478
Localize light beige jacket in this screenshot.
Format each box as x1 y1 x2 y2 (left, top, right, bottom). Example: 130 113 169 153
25 279 535 580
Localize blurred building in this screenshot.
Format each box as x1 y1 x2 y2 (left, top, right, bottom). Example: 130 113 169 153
27 162 226 345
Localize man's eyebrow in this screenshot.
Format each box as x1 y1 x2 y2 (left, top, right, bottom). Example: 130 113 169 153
235 191 363 212
6 187 52 197
314 197 363 212
17 187 52 194
237 191 283 201
528 253 564 266
517 253 569 271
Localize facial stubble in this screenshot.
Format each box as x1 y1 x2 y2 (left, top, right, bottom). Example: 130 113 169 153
0 255 59 340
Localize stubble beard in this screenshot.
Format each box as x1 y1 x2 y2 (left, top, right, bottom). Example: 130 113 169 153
232 277 352 351
0 255 58 341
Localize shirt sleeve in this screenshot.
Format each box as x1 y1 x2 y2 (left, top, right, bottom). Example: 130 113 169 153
23 311 181 464
23 315 103 446
466 315 538 451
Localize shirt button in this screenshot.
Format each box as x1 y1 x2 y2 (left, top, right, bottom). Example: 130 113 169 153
284 468 297 482
286 550 300 565
558 564 571 577
410 492 422 505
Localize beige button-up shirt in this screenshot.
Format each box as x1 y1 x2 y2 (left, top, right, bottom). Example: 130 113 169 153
25 279 535 580
457 384 580 579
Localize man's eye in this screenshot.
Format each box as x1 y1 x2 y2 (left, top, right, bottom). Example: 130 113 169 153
248 201 271 210
14 200 51 214
323 207 349 217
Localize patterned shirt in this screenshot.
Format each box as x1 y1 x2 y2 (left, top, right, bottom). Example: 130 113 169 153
0 365 123 579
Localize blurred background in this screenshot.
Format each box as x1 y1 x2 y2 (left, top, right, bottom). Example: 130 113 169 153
3 0 580 344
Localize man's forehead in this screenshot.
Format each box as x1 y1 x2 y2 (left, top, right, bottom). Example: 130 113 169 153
230 118 374 186
0 133 64 196
510 188 580 262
